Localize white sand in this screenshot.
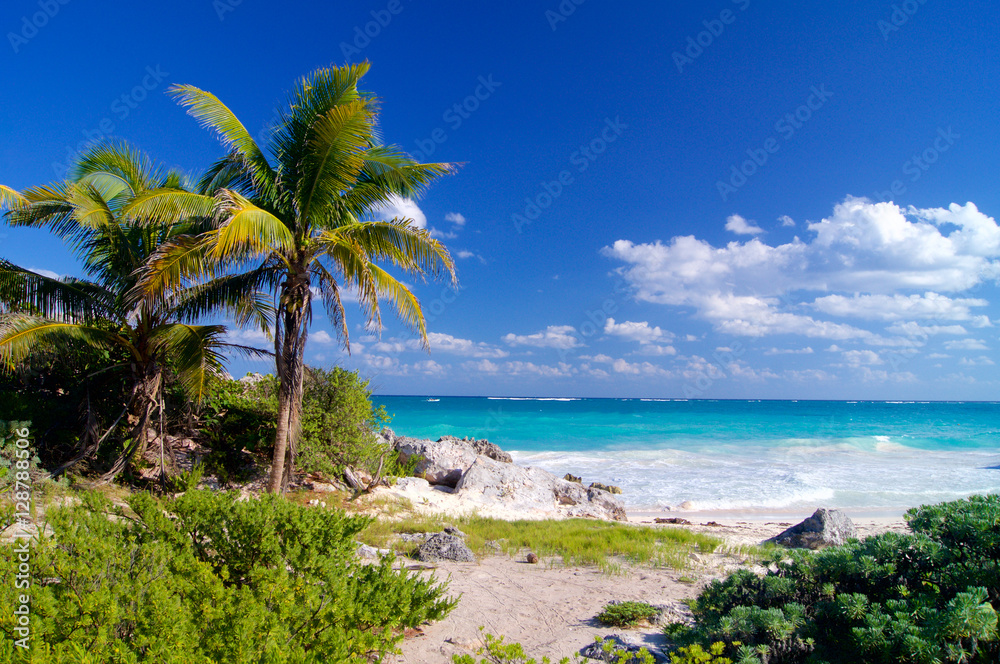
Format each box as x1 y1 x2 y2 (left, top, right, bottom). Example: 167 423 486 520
391 513 908 663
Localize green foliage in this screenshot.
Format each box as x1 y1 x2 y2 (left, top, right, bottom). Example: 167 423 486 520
0 420 39 486
200 374 278 481
0 489 456 663
669 642 733 664
200 367 397 484
597 601 661 627
450 631 654 664
297 366 394 478
673 495 1000 663
0 337 131 469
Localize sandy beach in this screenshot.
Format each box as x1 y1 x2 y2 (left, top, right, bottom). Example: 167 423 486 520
392 512 909 663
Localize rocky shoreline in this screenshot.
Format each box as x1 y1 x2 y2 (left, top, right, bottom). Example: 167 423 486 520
376 429 627 521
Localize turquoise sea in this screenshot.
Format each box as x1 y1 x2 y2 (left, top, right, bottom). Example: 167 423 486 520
372 397 1000 515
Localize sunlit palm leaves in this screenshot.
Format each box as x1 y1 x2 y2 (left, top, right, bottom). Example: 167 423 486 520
0 141 273 479
156 63 458 491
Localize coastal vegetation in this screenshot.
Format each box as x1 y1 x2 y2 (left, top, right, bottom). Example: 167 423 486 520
0 489 456 663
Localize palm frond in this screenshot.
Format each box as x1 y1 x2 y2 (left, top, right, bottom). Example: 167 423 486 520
170 266 279 332
72 141 161 200
295 100 374 221
0 185 28 211
328 220 456 282
150 323 228 403
122 189 216 226
212 190 295 260
0 315 124 368
0 260 116 321
168 84 277 199
310 262 349 349
368 264 427 346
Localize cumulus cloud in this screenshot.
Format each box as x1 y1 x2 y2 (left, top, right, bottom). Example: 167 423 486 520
445 212 466 227
959 356 995 366
779 215 795 227
603 198 1000 343
502 325 582 349
611 358 672 376
29 267 62 280
603 318 671 344
725 214 764 235
841 349 883 367
764 347 814 355
371 332 507 358
944 338 989 351
225 329 271 345
311 330 335 344
374 195 427 229
813 293 989 322
885 322 967 337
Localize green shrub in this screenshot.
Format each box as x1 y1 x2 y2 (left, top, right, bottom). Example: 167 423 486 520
597 601 661 627
0 489 457 663
200 367 397 483
451 631 655 664
298 366 395 479
671 495 1000 663
669 642 733 664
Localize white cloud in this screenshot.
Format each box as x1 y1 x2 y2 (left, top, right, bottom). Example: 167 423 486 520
603 318 672 344
959 356 995 366
885 322 967 337
944 338 989 350
429 228 458 239
311 330 335 344
503 325 582 349
841 350 883 367
225 329 271 345
445 212 466 227
462 359 499 374
611 358 672 377
779 215 795 227
29 267 61 280
725 214 764 235
633 344 677 356
371 332 507 358
813 293 988 322
603 198 1000 343
764 347 814 355
374 195 426 229
428 332 508 358
927 353 951 359
412 359 446 375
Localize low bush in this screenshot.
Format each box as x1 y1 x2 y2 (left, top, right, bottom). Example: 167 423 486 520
597 601 661 628
670 494 1000 663
200 367 398 484
0 489 457 663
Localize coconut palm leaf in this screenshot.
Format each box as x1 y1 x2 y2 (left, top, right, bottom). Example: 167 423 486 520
212 190 296 259
0 315 125 368
322 220 455 281
0 261 116 320
168 84 277 199
0 185 27 211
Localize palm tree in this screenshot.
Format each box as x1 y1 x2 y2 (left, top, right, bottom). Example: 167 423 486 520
0 142 270 480
132 62 457 492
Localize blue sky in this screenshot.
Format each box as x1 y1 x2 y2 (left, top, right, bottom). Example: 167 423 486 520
3 0 1000 399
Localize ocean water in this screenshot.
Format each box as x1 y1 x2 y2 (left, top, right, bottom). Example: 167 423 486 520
372 397 1000 515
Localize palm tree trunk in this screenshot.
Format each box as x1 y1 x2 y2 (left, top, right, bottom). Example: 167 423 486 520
268 273 310 493
99 363 161 483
